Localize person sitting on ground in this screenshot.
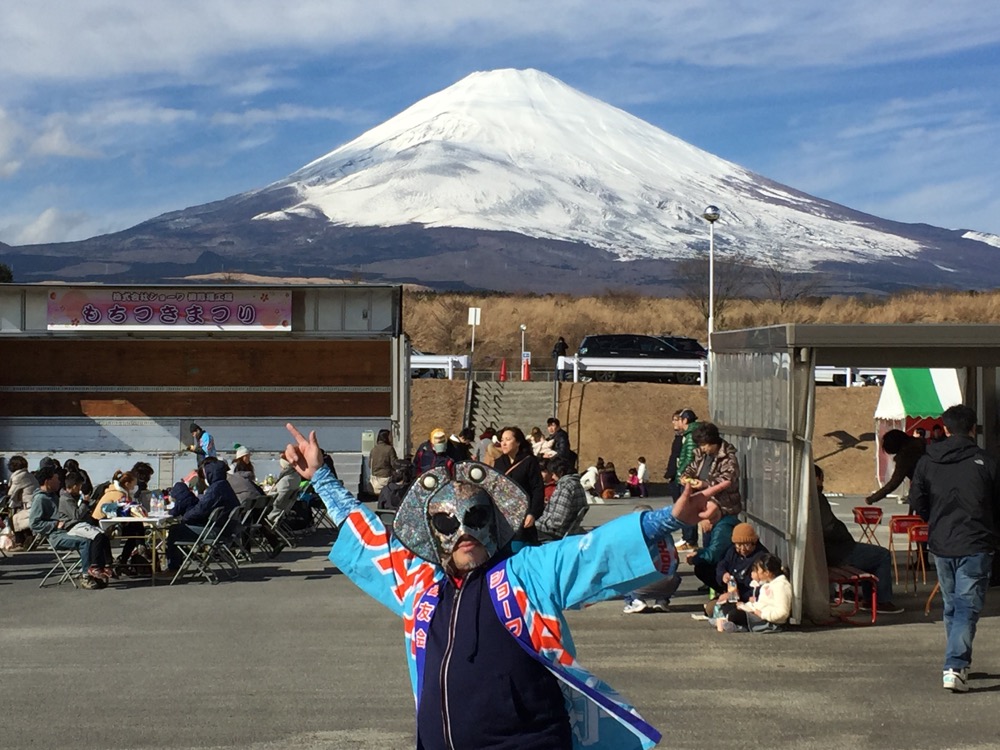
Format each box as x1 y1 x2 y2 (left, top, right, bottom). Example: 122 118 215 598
368 429 398 496
6 455 40 549
164 458 241 573
711 522 769 610
623 504 683 614
686 511 740 595
540 461 558 503
535 456 589 542
282 422 721 749
716 554 792 633
626 467 641 497
597 461 621 497
29 466 112 588
866 428 926 506
817 465 904 614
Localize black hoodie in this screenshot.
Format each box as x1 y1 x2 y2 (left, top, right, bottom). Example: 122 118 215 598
909 435 1000 557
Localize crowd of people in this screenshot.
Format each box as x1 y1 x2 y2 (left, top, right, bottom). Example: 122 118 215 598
0 423 327 588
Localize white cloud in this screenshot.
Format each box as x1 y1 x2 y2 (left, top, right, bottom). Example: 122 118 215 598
0 2 998 85
9 207 93 245
210 104 357 127
763 91 1000 233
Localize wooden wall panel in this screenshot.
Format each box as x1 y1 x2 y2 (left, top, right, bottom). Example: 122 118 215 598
1 391 390 418
0 339 391 388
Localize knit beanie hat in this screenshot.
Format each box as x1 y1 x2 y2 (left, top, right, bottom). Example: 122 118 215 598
731 523 758 545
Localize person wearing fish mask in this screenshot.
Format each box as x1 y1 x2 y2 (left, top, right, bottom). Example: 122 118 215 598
284 422 718 750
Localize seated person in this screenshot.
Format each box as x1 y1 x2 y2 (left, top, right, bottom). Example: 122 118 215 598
686 511 740 595
377 460 414 511
713 522 769 605
623 505 684 613
597 461 620 496
29 466 113 588
164 458 241 573
817 466 903 614
716 554 792 633
535 457 588 542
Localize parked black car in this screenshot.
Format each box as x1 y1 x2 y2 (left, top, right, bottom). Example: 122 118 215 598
576 334 706 384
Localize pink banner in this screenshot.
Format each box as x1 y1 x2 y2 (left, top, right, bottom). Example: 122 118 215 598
47 288 292 331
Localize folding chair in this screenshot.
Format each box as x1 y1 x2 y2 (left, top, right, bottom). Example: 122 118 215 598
828 565 878 625
887 514 924 585
265 506 297 548
852 506 883 546
906 523 930 591
38 534 84 588
169 507 225 585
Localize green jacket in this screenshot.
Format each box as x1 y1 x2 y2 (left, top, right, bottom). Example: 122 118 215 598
676 421 701 476
690 514 739 567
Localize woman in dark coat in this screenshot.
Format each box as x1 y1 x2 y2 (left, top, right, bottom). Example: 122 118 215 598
493 426 545 545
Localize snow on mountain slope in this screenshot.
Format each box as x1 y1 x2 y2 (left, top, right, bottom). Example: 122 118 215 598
255 68 921 267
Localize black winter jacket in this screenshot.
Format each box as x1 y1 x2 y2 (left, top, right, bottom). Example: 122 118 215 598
909 435 1000 557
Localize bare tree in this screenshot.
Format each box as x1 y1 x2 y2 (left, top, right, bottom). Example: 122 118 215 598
755 251 828 312
673 250 758 329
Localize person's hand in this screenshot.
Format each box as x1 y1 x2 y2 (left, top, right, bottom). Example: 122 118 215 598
865 494 880 505
722 572 731 583
523 514 535 528
672 484 721 526
56 520 64 529
284 423 324 480
685 552 696 564
698 518 713 534
187 444 196 452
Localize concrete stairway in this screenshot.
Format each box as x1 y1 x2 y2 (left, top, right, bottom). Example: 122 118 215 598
468 381 556 435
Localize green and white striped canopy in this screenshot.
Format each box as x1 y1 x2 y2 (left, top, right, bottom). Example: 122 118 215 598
874 368 964 420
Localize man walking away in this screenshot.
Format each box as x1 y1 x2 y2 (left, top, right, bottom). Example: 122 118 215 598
909 403 1000 693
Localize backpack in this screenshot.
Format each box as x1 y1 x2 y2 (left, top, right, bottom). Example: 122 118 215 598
91 481 112 504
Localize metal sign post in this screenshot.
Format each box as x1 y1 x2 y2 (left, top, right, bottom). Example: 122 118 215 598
468 307 481 352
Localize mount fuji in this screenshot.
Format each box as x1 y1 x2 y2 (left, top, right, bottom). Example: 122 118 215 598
5 68 1000 293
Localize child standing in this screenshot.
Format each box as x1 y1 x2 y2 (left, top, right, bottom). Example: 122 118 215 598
636 456 649 498
717 554 792 633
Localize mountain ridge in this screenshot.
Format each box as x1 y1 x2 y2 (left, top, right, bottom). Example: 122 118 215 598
3 68 999 292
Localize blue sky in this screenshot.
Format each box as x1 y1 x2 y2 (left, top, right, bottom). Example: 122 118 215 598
1 1 998 246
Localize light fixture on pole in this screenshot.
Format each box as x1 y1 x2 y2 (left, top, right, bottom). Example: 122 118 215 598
519 324 529 382
701 205 721 353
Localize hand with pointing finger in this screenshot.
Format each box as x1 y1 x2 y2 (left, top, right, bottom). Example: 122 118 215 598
285 423 324 480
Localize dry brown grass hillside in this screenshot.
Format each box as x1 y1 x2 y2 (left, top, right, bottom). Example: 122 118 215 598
405 289 990 495
412 380 882 496
404 289 1000 369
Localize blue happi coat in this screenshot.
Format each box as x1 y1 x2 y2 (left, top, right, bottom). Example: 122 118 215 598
313 465 665 749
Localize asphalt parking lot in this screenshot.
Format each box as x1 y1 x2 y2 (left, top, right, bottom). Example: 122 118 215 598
2 497 999 750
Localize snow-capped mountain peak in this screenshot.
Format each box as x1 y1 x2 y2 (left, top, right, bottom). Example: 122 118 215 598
253 69 952 269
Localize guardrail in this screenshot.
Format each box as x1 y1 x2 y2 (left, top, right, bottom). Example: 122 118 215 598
556 355 707 384
410 354 470 380
814 367 887 386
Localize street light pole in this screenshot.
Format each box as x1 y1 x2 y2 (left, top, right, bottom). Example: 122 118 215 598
519 324 527 360
701 205 721 353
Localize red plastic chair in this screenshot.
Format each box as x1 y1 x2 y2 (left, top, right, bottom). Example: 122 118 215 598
888 515 924 585
906 523 930 591
852 506 883 546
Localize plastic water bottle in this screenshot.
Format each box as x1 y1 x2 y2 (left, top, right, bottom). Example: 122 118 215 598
727 576 739 602
152 494 163 517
